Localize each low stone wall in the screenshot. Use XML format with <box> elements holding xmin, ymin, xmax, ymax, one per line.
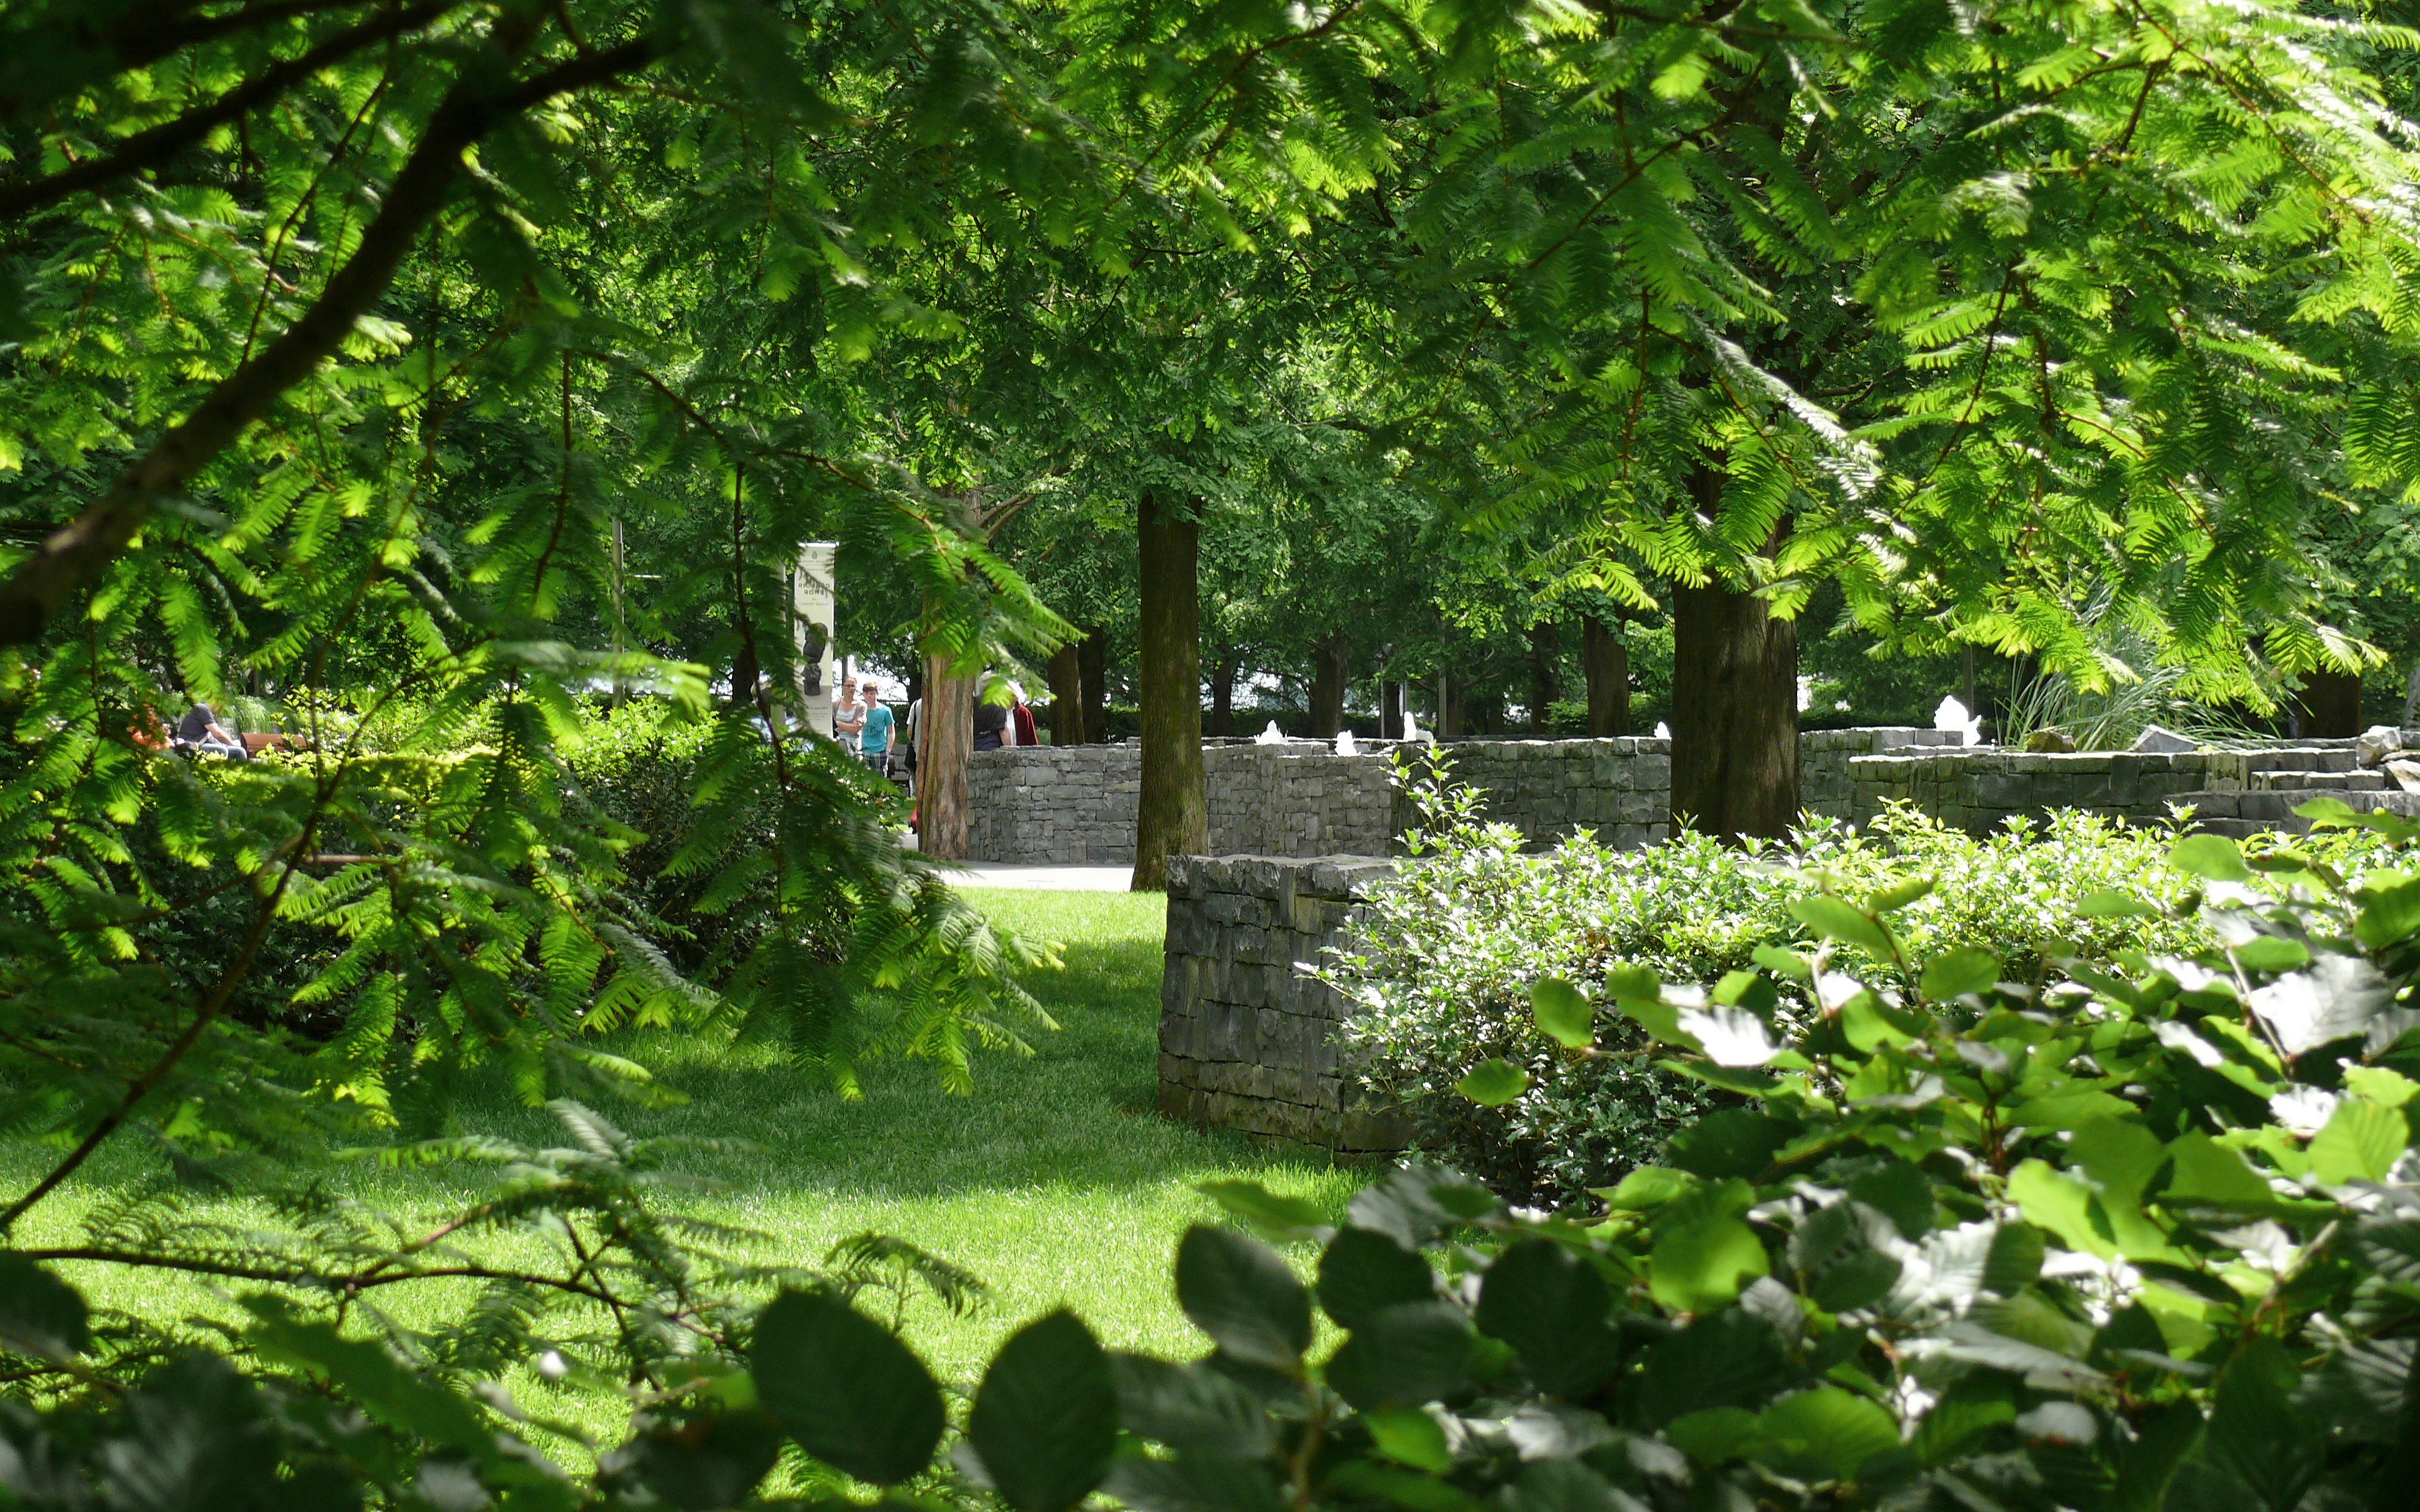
<box><xmin>1848</xmin><ymin>747</ymin><xmax>2353</xmax><ymax>835</ymax></box>
<box><xmin>1156</xmin><ymin>854</ymin><xmax>1409</xmax><ymax>1152</ymax></box>
<box><xmin>970</xmin><ymin>726</ymin><xmax>1964</xmax><ymax>864</ymax></box>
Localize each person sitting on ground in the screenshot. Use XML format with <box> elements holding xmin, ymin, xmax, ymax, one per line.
<box><xmin>176</xmin><ymin>701</ymin><xmax>249</xmax><ymax>759</ymax></box>
<box><xmin>858</xmin><ymin>680</ymin><xmax>895</xmax><ymax>777</ymax></box>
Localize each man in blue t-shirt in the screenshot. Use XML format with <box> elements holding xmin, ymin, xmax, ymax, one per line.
<box><xmin>858</xmin><ymin>682</ymin><xmax>895</xmax><ymax>776</ymax></box>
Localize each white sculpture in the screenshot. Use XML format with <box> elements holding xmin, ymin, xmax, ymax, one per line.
<box><xmin>1255</xmin><ymin>720</ymin><xmax>1286</xmax><ymax>745</ymax></box>
<box><xmin>1335</xmin><ymin>728</ymin><xmax>1357</xmax><ymax>756</ymax></box>
<box><xmin>1934</xmin><ymin>695</ymin><xmax>1982</xmax><ymax>747</ymax></box>
<box><xmin>1403</xmin><ymin>710</ymin><xmax>1435</xmax><ymax>747</ymax></box>
<box><xmin>1653</xmin><ymin>721</ymin><xmax>1671</xmax><ymax>739</ymax></box>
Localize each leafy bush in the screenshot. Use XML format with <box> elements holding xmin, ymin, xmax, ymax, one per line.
<box><xmin>17</xmin><ymin>809</ymin><xmax>2416</xmax><ymax>1507</ymax></box>
<box><xmin>1326</xmin><ymin>761</ymin><xmax>2229</xmax><ymax>1204</ymax></box>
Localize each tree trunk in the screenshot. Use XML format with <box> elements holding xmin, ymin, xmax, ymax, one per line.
<box><xmin>1379</xmin><ymin>680</ymin><xmax>1404</xmax><ymax>739</ymax></box>
<box><xmin>1528</xmin><ymin>621</ymin><xmax>1561</xmax><ymax>734</ymax></box>
<box><xmin>1047</xmin><ymin>641</ymin><xmax>1085</xmax><ymax>745</ymax></box>
<box><xmin>1078</xmin><ymin>628</ymin><xmax>1110</xmax><ymax>744</ymax></box>
<box><xmin>918</xmin><ymin>649</ymin><xmax>976</xmax><ymax>860</ymax></box>
<box><xmin>1209</xmin><ymin>651</ymin><xmax>1237</xmax><ymax>737</ymax></box>
<box><xmin>1582</xmin><ymin>615</ymin><xmax>1630</xmax><ymax>737</ymax></box>
<box><xmin>1309</xmin><ymin>634</ymin><xmax>1351</xmax><ymax>738</ymax></box>
<box><xmin>1133</xmin><ymin>492</ymin><xmax>1205</xmax><ymax>890</ymax></box>
<box><xmin>1670</xmin><ymin>574</ymin><xmax>1799</xmax><ymax>841</ymax></box>
<box><xmin>1438</xmin><ymin>674</ymin><xmax>1465</xmax><ymax>740</ymax></box>
<box><xmin>2294</xmin><ymin>668</ymin><xmax>2363</xmax><ymax>739</ymax></box>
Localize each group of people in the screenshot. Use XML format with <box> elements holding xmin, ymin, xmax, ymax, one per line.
<box><xmin>827</xmin><ymin>672</ymin><xmax>1047</xmax><ymax>789</ymax></box>
<box><xmin>833</xmin><ymin>676</ymin><xmax>911</xmax><ymax>785</ymax></box>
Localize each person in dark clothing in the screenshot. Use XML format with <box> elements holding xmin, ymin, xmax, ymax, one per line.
<box><xmin>973</xmin><ymin>697</ymin><xmax>1008</xmax><ymax>751</ymax></box>
<box><xmin>177</xmin><ymin>703</ymin><xmax>247</xmax><ymax>759</ymax></box>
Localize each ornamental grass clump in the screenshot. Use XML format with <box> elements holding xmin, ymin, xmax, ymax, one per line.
<box><xmin>1326</xmin><ymin>758</ymin><xmax>2223</xmax><ymax>1204</ymax></box>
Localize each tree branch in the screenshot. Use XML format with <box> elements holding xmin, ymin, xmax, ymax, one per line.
<box><xmin>0</xmin><ymin>1</ymin><xmax>465</xmax><ymax>225</ymax></box>
<box><xmin>0</xmin><ymin>28</ymin><xmax>669</xmax><ymax>646</ymax></box>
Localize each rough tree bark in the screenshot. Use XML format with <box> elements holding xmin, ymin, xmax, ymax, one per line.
<box><xmin>1047</xmin><ymin>642</ymin><xmax>1085</xmax><ymax>745</ymax></box>
<box><xmin>1528</xmin><ymin>621</ymin><xmax>1561</xmax><ymax>734</ymax></box>
<box><xmin>1133</xmin><ymin>491</ymin><xmax>1205</xmax><ymax>891</ymax></box>
<box><xmin>1582</xmin><ymin>615</ymin><xmax>1630</xmax><ymax>737</ymax></box>
<box><xmin>2294</xmin><ymin>669</ymin><xmax>2363</xmax><ymax>739</ymax></box>
<box><xmin>1670</xmin><ymin>570</ymin><xmax>1799</xmax><ymax>841</ymax></box>
<box><xmin>1078</xmin><ymin>629</ymin><xmax>1110</xmax><ymax>744</ymax></box>
<box><xmin>918</xmin><ymin>644</ymin><xmax>976</xmax><ymax>860</ymax></box>
<box><xmin>1308</xmin><ymin>634</ymin><xmax>1351</xmax><ymax>738</ymax></box>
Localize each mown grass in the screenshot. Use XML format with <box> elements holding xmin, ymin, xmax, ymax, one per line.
<box><xmin>0</xmin><ymin>886</ymin><xmax>1358</xmax><ymax>1445</ymax></box>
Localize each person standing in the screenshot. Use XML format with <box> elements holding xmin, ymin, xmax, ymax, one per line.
<box><xmin>858</xmin><ymin>680</ymin><xmax>895</xmax><ymax>777</ymax></box>
<box><xmin>1009</xmin><ymin>682</ymin><xmax>1038</xmax><ymax>747</ymax></box>
<box><xmin>972</xmin><ymin>690</ymin><xmax>1007</xmax><ymax>751</ymax></box>
<box><xmin>833</xmin><ymin>674</ymin><xmax>863</xmax><ymax>748</ymax></box>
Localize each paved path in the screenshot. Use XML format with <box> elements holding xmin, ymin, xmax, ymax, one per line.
<box><xmin>935</xmin><ymin>861</ymin><xmax>1135</xmax><ymax>891</ymax></box>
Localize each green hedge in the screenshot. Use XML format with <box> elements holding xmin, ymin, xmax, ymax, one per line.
<box><xmin>1325</xmin><ymin>761</ymin><xmax>2315</xmax><ymax>1204</ymax></box>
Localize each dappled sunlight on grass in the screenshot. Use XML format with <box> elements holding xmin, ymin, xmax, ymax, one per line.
<box><xmin>0</xmin><ymin>885</ymin><xmax>1357</xmax><ymax>1404</ymax></box>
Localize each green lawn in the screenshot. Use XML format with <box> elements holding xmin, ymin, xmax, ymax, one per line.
<box><xmin>1</xmin><ymin>887</ymin><xmax>1355</xmax><ymax>1444</ymax></box>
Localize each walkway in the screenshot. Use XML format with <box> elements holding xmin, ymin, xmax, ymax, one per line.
<box><xmin>935</xmin><ymin>860</ymin><xmax>1135</xmax><ymax>891</ymax></box>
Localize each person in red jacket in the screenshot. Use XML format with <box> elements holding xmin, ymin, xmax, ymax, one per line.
<box><xmin>1009</xmin><ymin>681</ymin><xmax>1038</xmax><ymax>747</ymax></box>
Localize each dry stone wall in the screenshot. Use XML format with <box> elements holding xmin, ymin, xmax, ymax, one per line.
<box><xmin>1846</xmin><ymin>746</ymin><xmax>2356</xmax><ymax>835</ymax></box>
<box><xmin>969</xmin><ymin>727</ymin><xmax>1963</xmax><ymax>864</ymax></box>
<box><xmin>1156</xmin><ymin>854</ymin><xmax>1408</xmax><ymax>1152</ymax></box>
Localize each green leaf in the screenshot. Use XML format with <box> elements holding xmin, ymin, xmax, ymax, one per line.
<box><xmin>1809</xmin><ymin>1250</ymin><xmax>1900</xmax><ymax>1312</ymax></box>
<box><xmin>1596</xmin><ymin>1166</ymin><xmax>1696</xmax><ymax>1211</ymax></box>
<box><xmin>2078</xmin><ymin>889</ymin><xmax>2161</xmax><ymax>918</ymax></box>
<box><xmin>1317</xmin><ymin>1227</ymin><xmax>1434</xmax><ymax>1335</ymax></box>
<box><xmin>751</xmin><ymin>1288</ymin><xmax>945</xmax><ymax>1486</ymax></box>
<box><xmin>1919</xmin><ymin>946</ymin><xmax>2000</xmax><ymax>1001</ymax></box>
<box><xmin>1105</xmin><ymin>1452</ymin><xmax>1285</xmax><ymax>1512</ymax></box>
<box><xmin>2161</xmin><ymin>1132</ymin><xmax>2279</xmax><ymax>1211</ymax></box>
<box><xmin>1649</xmin><ymin>1214</ymin><xmax>1770</xmax><ymax>1314</ymax></box>
<box><xmin>1363</xmin><ymin>1407</ymin><xmax>1453</xmax><ymax>1471</ymax></box>
<box><xmin>1175</xmin><ymin>1226</ymin><xmax>1313</xmax><ymax>1371</ymax></box>
<box><xmin>1754</xmin><ymin>1386</ymin><xmax>1900</xmax><ymax>1480</ymax></box>
<box><xmin>1604</xmin><ymin>963</ymin><xmax>1661</xmax><ymax>1004</ymax></box>
<box><xmin>1635</xmin><ymin>1309</ymin><xmax>1795</xmax><ymax>1427</ymax></box>
<box><xmin>1109</xmin><ymin>1354</ymin><xmax>1274</xmax><ymax>1459</ymax></box>
<box><xmin>2307</xmin><ymin>1096</ymin><xmax>2406</xmax><ymax>1185</ymax></box>
<box><xmin>967</xmin><ymin>1310</ymin><xmax>1117</xmax><ymax>1512</ymax></box>
<box><xmin>1531</xmin><ymin>978</ymin><xmax>1594</xmax><ymax>1049</ymax></box>
<box><xmin>1752</xmin><ymin>944</ymin><xmax>1812</xmax><ymax>981</ymax></box>
<box><xmin>1665</xmin><ymin>1110</ymin><xmax>1801</xmax><ymax>1180</ymax></box>
<box><xmin>2355</xmin><ymin>876</ymin><xmax>2420</xmax><ymax>951</ymax></box>
<box><xmin>1866</xmin><ymin>875</ymin><xmax>1935</xmax><ymax>913</ymax></box>
<box><xmin>0</xmin><ymin>1255</ymin><xmax>89</xmax><ymax>1360</ymax></box>
<box><xmin>1456</xmin><ymin>1058</ymin><xmax>1528</xmax><ymax>1106</ymax></box>
<box><xmin>2204</xmin><ymin>1337</ymin><xmax>2322</xmax><ymax>1511</ymax></box>
<box><xmin>604</xmin><ymin>1407</ymin><xmax>783</xmax><ymax>1512</ymax></box>
<box><xmin>1198</xmin><ymin>1179</ymin><xmax>1330</xmax><ymax>1243</ymax></box>
<box><xmin>1323</xmin><ymin>1301</ymin><xmax>1475</xmax><ymax>1410</ymax></box>
<box><xmin>1789</xmin><ymin>896</ymin><xmax>1897</xmax><ymax>958</ymax></box>
<box><xmin>1473</xmin><ymin>1239</ymin><xmax>1621</xmax><ymax>1396</ymax></box>
<box><xmin>2170</xmin><ymin>835</ymin><xmax>2253</xmax><ymax>883</ymax></box>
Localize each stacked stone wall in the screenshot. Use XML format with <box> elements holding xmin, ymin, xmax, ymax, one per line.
<box><xmin>1847</xmin><ymin>747</ymin><xmax>2353</xmax><ymax>835</ymax></box>
<box><xmin>968</xmin><ymin>726</ymin><xmax>1963</xmax><ymax>864</ymax></box>
<box><xmin>1156</xmin><ymin>854</ymin><xmax>1407</xmax><ymax>1151</ymax></box>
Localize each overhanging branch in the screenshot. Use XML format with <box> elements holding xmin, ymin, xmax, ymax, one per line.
<box><xmin>0</xmin><ymin>29</ymin><xmax>668</xmax><ymax>646</ymax></box>
<box><xmin>0</xmin><ymin>0</ymin><xmax>464</xmax><ymax>226</ymax></box>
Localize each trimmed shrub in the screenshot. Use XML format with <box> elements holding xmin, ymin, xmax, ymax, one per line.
<box><xmin>1325</xmin><ymin>759</ymin><xmax>2229</xmax><ymax>1204</ymax></box>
